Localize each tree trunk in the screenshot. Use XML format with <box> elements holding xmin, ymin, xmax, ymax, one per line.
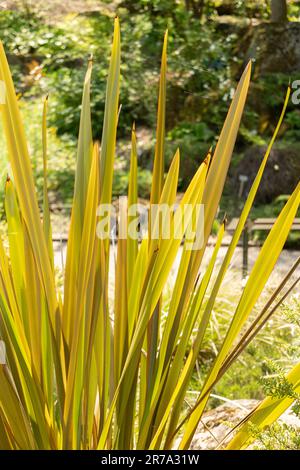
<box><xmin>270</xmin><ymin>0</ymin><xmax>287</xmax><ymax>22</ymax></box>
<box><xmin>185</xmin><ymin>0</ymin><xmax>205</xmax><ymax>19</ymax></box>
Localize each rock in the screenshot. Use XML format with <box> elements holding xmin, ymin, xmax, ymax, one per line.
<box><xmin>174</xmin><ymin>399</ymin><xmax>300</xmax><ymax>450</ymax></box>
<box><xmin>242</xmin><ymin>22</ymin><xmax>300</xmax><ymax>76</ymax></box>
<box><xmin>188</xmin><ymin>399</ymin><xmax>259</xmax><ymax>450</ymax></box>
<box><xmin>234</xmin><ymin>145</ymin><xmax>300</xmax><ymax>203</ymax></box>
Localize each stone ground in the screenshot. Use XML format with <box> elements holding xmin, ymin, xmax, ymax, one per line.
<box><xmin>173</xmin><ymin>399</ymin><xmax>300</xmax><ymax>450</ymax></box>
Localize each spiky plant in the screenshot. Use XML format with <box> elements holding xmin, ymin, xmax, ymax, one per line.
<box><xmin>0</xmin><ymin>18</ymin><xmax>298</xmax><ymax>450</ymax></box>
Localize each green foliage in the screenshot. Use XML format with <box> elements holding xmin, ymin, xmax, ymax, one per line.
<box><xmin>227</xmin><ymin>295</ymin><xmax>300</xmax><ymax>449</ymax></box>
<box><xmin>113</xmin><ymin>168</ymin><xmax>152</xmax><ymax>199</ymax></box>
<box><xmin>194</xmin><ymin>291</ymin><xmax>300</xmax><ymax>405</ymax></box>
<box><xmin>233</xmin><ymin>0</ymin><xmax>270</xmax><ymax>19</ymax></box>
<box><xmin>0</xmin><ymin>7</ymin><xmax>299</xmax><ymax>450</ymax></box>
<box><xmin>1</xmin><ymin>2</ymin><xmax>300</xmax><ymax>210</ymax></box>
<box><xmin>253</xmin><ymin>422</ymin><xmax>300</xmax><ymax>450</ymax></box>
<box><xmin>3</xmin><ymin>2</ymin><xmax>299</xmax><ymax>206</ymax></box>
<box><xmin>0</xmin><ymin>99</ymin><xmax>76</xmax><ymax>210</ymax></box>
<box><xmin>0</xmin><ymin>5</ymin><xmax>234</xmax><ymax>138</ymax></box>
<box><xmin>167</xmin><ymin>122</ymin><xmax>215</xmax><ymax>188</ymax></box>
<box><xmin>285</xmin><ymin>110</ymin><xmax>300</xmax><ymax>142</ymax></box>
<box><xmin>250</xmin><ymin>297</ymin><xmax>300</xmax><ymax>450</ymax></box>
<box><xmin>260</xmin><ymin>361</ymin><xmax>299</xmax><ymax>400</ymax></box>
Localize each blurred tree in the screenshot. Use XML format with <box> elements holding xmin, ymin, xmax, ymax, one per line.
<box><xmin>184</xmin><ymin>0</ymin><xmax>205</xmax><ymax>19</ymax></box>
<box><xmin>271</xmin><ymin>0</ymin><xmax>288</xmax><ymax>21</ymax></box>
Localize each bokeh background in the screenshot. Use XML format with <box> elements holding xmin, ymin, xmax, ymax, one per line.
<box><xmin>0</xmin><ymin>0</ymin><xmax>299</xmax><ymax>235</ymax></box>
<box><xmin>1</xmin><ymin>2</ymin><xmax>300</xmax><ymax>448</ymax></box>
